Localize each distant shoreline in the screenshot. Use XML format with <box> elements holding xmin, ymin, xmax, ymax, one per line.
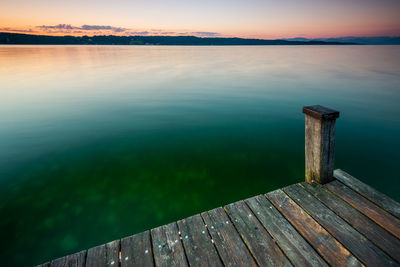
<box><xmin>0</xmin><ymin>32</ymin><xmax>355</xmax><ymax>45</ymax></box>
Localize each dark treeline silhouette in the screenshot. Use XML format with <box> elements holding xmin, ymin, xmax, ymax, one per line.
<box><xmin>284</xmin><ymin>36</ymin><xmax>400</xmax><ymax>45</ymax></box>
<box><xmin>0</xmin><ymin>32</ymin><xmax>352</xmax><ymax>45</ymax></box>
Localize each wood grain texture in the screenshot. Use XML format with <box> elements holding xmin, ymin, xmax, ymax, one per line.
<box><xmin>303</xmin><ymin>105</ymin><xmax>340</xmax><ymax>120</ymax></box>
<box><xmin>303</xmin><ymin>181</ymin><xmax>400</xmax><ymax>263</ymax></box>
<box><xmin>121</xmin><ymin>231</ymin><xmax>154</xmax><ymax>267</ymax></box>
<box><xmin>266</xmin><ymin>189</ymin><xmax>362</xmax><ymax>267</ymax></box>
<box><xmin>334</xmin><ymin>169</ymin><xmax>400</xmax><ymax>219</ymax></box>
<box><xmin>177</xmin><ymin>214</ymin><xmax>223</xmax><ymax>267</ymax></box>
<box><xmin>201</xmin><ymin>207</ymin><xmax>257</xmax><ymax>266</ymax></box>
<box><xmin>38</xmin><ymin>169</ymin><xmax>400</xmax><ymax>267</ymax></box>
<box><xmin>152</xmin><ymin>222</ymin><xmax>188</xmax><ymax>267</ymax></box>
<box><xmin>305</xmin><ymin>115</ymin><xmax>336</xmax><ymax>184</ymax></box>
<box><xmin>284</xmin><ymin>184</ymin><xmax>396</xmax><ymax>266</ymax></box>
<box><xmin>105</xmin><ymin>240</ymin><xmax>120</xmax><ymax>267</ymax></box>
<box><xmin>326</xmin><ymin>180</ymin><xmax>400</xmax><ymax>240</ymax></box>
<box><xmin>225</xmin><ymin>200</ymin><xmax>292</xmax><ymax>266</ymax></box>
<box><xmin>86</xmin><ymin>245</ymin><xmax>106</xmax><ymax>267</ymax></box>
<box><xmin>51</xmin><ymin>250</ymin><xmax>87</xmax><ymax>267</ymax></box>
<box><xmin>245</xmin><ymin>194</ymin><xmax>327</xmax><ymax>267</ymax></box>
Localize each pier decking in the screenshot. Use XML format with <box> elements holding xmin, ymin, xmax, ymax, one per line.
<box><xmin>36</xmin><ymin>106</ymin><xmax>400</xmax><ymax>266</ymax></box>
<box><xmin>37</xmin><ymin>170</ymin><xmax>400</xmax><ymax>266</ymax></box>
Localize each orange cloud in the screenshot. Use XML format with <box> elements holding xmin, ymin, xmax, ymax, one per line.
<box><xmin>0</xmin><ymin>24</ymin><xmax>226</xmax><ymax>38</ymax></box>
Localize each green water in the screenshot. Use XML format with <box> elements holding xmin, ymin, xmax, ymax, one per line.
<box><xmin>0</xmin><ymin>45</ymin><xmax>399</xmax><ymax>266</ymax></box>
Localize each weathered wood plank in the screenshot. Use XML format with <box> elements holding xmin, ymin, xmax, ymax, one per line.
<box><xmin>334</xmin><ymin>169</ymin><xmax>400</xmax><ymax>218</ymax></box>
<box><xmin>326</xmin><ymin>180</ymin><xmax>400</xmax><ymax>240</ymax></box>
<box><xmin>151</xmin><ymin>222</ymin><xmax>188</xmax><ymax>267</ymax></box>
<box><xmin>225</xmin><ymin>200</ymin><xmax>292</xmax><ymax>266</ymax></box>
<box><xmin>121</xmin><ymin>231</ymin><xmax>154</xmax><ymax>267</ymax></box>
<box><xmin>105</xmin><ymin>240</ymin><xmax>120</xmax><ymax>267</ymax></box>
<box><xmin>177</xmin><ymin>214</ymin><xmax>223</xmax><ymax>267</ymax></box>
<box><xmin>303</xmin><ymin>181</ymin><xmax>400</xmax><ymax>263</ymax></box>
<box><xmin>86</xmin><ymin>245</ymin><xmax>106</xmax><ymax>267</ymax></box>
<box><xmin>201</xmin><ymin>207</ymin><xmax>257</xmax><ymax>266</ymax></box>
<box><xmin>38</xmin><ymin>168</ymin><xmax>400</xmax><ymax>267</ymax></box>
<box><xmin>284</xmin><ymin>183</ymin><xmax>396</xmax><ymax>266</ymax></box>
<box><xmin>52</xmin><ymin>250</ymin><xmax>87</xmax><ymax>267</ymax></box>
<box><xmin>51</xmin><ymin>257</ymin><xmax>68</xmax><ymax>267</ymax></box>
<box><xmin>266</xmin><ymin>189</ymin><xmax>362</xmax><ymax>267</ymax></box>
<box><xmin>245</xmin><ymin>194</ymin><xmax>327</xmax><ymax>267</ymax></box>
<box><xmin>304</xmin><ymin>107</ymin><xmax>338</xmax><ymax>184</ymax></box>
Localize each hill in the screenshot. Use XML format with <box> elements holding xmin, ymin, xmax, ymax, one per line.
<box><xmin>0</xmin><ymin>32</ymin><xmax>352</xmax><ymax>45</ymax></box>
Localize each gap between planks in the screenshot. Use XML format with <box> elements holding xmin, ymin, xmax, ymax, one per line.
<box><xmin>37</xmin><ymin>169</ymin><xmax>400</xmax><ymax>267</ymax></box>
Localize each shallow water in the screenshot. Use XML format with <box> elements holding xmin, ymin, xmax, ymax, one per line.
<box><xmin>0</xmin><ymin>45</ymin><xmax>399</xmax><ymax>266</ymax></box>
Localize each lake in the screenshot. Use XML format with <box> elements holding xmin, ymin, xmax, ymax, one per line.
<box><xmin>0</xmin><ymin>45</ymin><xmax>399</xmax><ymax>266</ymax></box>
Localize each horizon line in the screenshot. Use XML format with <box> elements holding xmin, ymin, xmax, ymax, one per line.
<box><xmin>1</xmin><ymin>31</ymin><xmax>400</xmax><ymax>41</ymax></box>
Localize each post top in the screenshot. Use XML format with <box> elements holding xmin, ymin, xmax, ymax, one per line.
<box><xmin>303</xmin><ymin>105</ymin><xmax>340</xmax><ymax>120</ymax></box>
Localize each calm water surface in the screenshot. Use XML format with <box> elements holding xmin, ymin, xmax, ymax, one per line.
<box><xmin>0</xmin><ymin>45</ymin><xmax>399</xmax><ymax>266</ymax></box>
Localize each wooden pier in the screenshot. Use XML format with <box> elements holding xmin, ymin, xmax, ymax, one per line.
<box><xmin>37</xmin><ymin>106</ymin><xmax>400</xmax><ymax>267</ymax></box>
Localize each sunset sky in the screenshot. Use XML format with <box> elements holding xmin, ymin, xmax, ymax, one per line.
<box><xmin>1</xmin><ymin>0</ymin><xmax>399</xmax><ymax>38</ymax></box>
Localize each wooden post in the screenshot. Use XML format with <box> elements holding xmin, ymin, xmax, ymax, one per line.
<box><xmin>303</xmin><ymin>105</ymin><xmax>340</xmax><ymax>184</ymax></box>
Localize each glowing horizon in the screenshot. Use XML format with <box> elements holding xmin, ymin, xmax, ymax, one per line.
<box><xmin>1</xmin><ymin>0</ymin><xmax>399</xmax><ymax>39</ymax></box>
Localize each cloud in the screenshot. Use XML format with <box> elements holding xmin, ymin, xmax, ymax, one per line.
<box><xmin>37</xmin><ymin>24</ymin><xmax>127</xmax><ymax>33</ymax></box>
<box><xmin>2</xmin><ymin>24</ymin><xmax>224</xmax><ymax>38</ymax></box>
<box><xmin>38</xmin><ymin>24</ymin><xmax>77</xmax><ymax>30</ymax></box>
<box><xmin>126</xmin><ymin>31</ymin><xmax>150</xmax><ymax>35</ymax></box>
<box><xmin>0</xmin><ymin>27</ymin><xmax>38</xmax><ymax>33</ymax></box>
<box><xmin>190</xmin><ymin>31</ymin><xmax>221</xmax><ymax>37</ymax></box>
<box><xmin>81</xmin><ymin>25</ymin><xmax>127</xmax><ymax>32</ymax></box>
<box><xmin>171</xmin><ymin>31</ymin><xmax>222</xmax><ymax>37</ymax></box>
